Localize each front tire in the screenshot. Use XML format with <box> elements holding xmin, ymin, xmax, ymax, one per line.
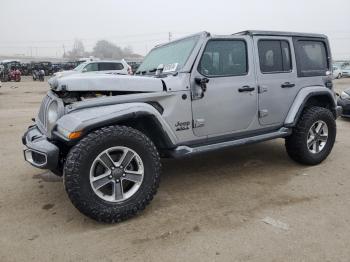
<box><xmin>64</xmin><ymin>125</ymin><xmax>161</xmax><ymax>223</ymax></box>
<box><xmin>285</xmin><ymin>106</ymin><xmax>336</xmax><ymax>165</ymax></box>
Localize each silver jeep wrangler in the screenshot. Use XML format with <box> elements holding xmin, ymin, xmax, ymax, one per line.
<box><xmin>23</xmin><ymin>31</ymin><xmax>342</xmax><ymax>223</ymax></box>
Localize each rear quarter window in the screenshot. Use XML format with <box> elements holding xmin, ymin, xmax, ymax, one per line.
<box><xmin>295</xmin><ymin>40</ymin><xmax>329</xmax><ymax>77</ymax></box>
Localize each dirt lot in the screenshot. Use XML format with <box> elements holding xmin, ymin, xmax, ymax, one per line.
<box><xmin>0</xmin><ymin>77</ymin><xmax>349</xmax><ymax>261</ymax></box>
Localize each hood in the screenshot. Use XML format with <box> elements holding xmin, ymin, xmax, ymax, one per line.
<box><xmin>53</xmin><ymin>70</ymin><xmax>76</xmax><ymax>78</ymax></box>
<box><xmin>49</xmin><ymin>73</ymin><xmax>164</xmax><ymax>92</ymax></box>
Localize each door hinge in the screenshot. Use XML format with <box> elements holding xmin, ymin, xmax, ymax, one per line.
<box><xmin>193</xmin><ymin>119</ymin><xmax>205</xmax><ymax>128</ymax></box>
<box><xmin>259</xmin><ymin>110</ymin><xmax>269</xmax><ymax>118</ymax></box>
<box><xmin>258</xmin><ymin>85</ymin><xmax>268</xmax><ymax>93</ymax></box>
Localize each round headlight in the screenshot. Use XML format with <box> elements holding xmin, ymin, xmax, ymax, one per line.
<box><xmin>47</xmin><ymin>101</ymin><xmax>59</xmax><ymax>131</ymax></box>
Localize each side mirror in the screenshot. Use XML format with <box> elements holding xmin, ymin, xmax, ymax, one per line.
<box><xmin>82</xmin><ymin>68</ymin><xmax>87</xmax><ymax>73</ymax></box>
<box><xmin>195</xmin><ymin>77</ymin><xmax>209</xmax><ymax>97</ymax></box>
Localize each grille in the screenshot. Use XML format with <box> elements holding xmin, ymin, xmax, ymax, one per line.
<box><xmin>37</xmin><ymin>94</ymin><xmax>53</xmax><ymax>131</ymax></box>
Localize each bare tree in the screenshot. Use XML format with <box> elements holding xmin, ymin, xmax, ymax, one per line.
<box><xmin>64</xmin><ymin>39</ymin><xmax>86</xmax><ymax>59</ymax></box>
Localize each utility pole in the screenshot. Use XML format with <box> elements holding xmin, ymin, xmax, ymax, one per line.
<box><xmin>62</xmin><ymin>44</ymin><xmax>66</xmax><ymax>58</ymax></box>
<box><xmin>168</xmin><ymin>32</ymin><xmax>172</xmax><ymax>42</ymax></box>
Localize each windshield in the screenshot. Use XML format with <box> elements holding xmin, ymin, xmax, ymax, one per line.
<box><xmin>136</xmin><ymin>36</ymin><xmax>199</xmax><ymax>74</ymax></box>
<box><xmin>73</xmin><ymin>62</ymin><xmax>88</xmax><ymax>71</ymax></box>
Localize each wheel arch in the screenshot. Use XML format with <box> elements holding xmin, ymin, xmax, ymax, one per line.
<box><xmin>284</xmin><ymin>87</ymin><xmax>337</xmax><ymax>127</ymax></box>
<box><xmin>54</xmin><ymin>103</ymin><xmax>177</xmax><ymax>151</ymax></box>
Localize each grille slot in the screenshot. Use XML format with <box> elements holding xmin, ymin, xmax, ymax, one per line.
<box><xmin>38</xmin><ymin>95</ymin><xmax>53</xmax><ymax>131</ymax></box>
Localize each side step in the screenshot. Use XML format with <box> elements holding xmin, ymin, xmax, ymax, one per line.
<box><xmin>168</xmin><ymin>127</ymin><xmax>292</xmax><ymax>158</ymax></box>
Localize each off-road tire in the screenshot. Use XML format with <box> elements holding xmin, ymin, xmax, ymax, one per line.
<box><xmin>64</xmin><ymin>125</ymin><xmax>161</xmax><ymax>223</ymax></box>
<box><xmin>285</xmin><ymin>106</ymin><xmax>336</xmax><ymax>165</ymax></box>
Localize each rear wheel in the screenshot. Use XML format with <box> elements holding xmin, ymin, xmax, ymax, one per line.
<box><xmin>64</xmin><ymin>125</ymin><xmax>161</xmax><ymax>223</ymax></box>
<box><xmin>285</xmin><ymin>106</ymin><xmax>336</xmax><ymax>165</ymax></box>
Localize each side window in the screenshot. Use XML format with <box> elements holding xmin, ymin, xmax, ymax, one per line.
<box><xmin>258</xmin><ymin>40</ymin><xmax>292</xmax><ymax>73</ymax></box>
<box><xmin>295</xmin><ymin>40</ymin><xmax>328</xmax><ymax>77</ymax></box>
<box><xmin>198</xmin><ymin>40</ymin><xmax>248</xmax><ymax>77</ymax></box>
<box><xmin>84</xmin><ymin>63</ymin><xmax>98</xmax><ymax>72</ymax></box>
<box><xmin>99</xmin><ymin>63</ymin><xmax>124</xmax><ymax>71</ymax></box>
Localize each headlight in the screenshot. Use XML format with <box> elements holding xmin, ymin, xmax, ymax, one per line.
<box><xmin>47</xmin><ymin>101</ymin><xmax>59</xmax><ymax>131</ymax></box>
<box><xmin>340</xmin><ymin>91</ymin><xmax>350</xmax><ymax>100</ymax></box>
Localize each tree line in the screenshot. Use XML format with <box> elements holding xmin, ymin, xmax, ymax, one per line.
<box><xmin>63</xmin><ymin>39</ymin><xmax>142</xmax><ymax>60</ymax></box>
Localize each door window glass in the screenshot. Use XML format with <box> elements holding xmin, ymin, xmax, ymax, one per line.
<box><xmin>258</xmin><ymin>40</ymin><xmax>292</xmax><ymax>73</ymax></box>
<box><xmin>84</xmin><ymin>63</ymin><xmax>98</xmax><ymax>72</ymax></box>
<box><xmin>296</xmin><ymin>40</ymin><xmax>328</xmax><ymax>77</ymax></box>
<box><xmin>198</xmin><ymin>40</ymin><xmax>248</xmax><ymax>77</ymax></box>
<box><xmin>99</xmin><ymin>62</ymin><xmax>124</xmax><ymax>71</ymax></box>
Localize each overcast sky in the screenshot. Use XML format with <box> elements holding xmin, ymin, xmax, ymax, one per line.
<box><xmin>1</xmin><ymin>0</ymin><xmax>349</xmax><ymax>59</ymax></box>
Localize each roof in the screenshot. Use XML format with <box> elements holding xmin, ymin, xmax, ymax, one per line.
<box><xmin>233</xmin><ymin>30</ymin><xmax>327</xmax><ymax>39</ymax></box>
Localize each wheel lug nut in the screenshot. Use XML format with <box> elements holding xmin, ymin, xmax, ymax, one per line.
<box><xmin>116</xmin><ymin>179</ymin><xmax>120</xmax><ymax>183</ymax></box>
<box><xmin>122</xmin><ymin>174</ymin><xmax>126</xmax><ymax>177</ymax></box>
<box><xmin>120</xmin><ymin>165</ymin><xmax>123</xmax><ymax>169</ymax></box>
<box><xmin>108</xmin><ymin>175</ymin><xmax>113</xmax><ymax>179</ymax></box>
<box><xmin>111</xmin><ymin>167</ymin><xmax>115</xmax><ymax>170</ymax></box>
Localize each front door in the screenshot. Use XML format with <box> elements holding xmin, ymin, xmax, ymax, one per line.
<box><xmin>191</xmin><ymin>36</ymin><xmax>258</xmax><ymax>137</ymax></box>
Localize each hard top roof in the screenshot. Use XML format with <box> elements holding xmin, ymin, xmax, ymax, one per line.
<box><xmin>233</xmin><ymin>30</ymin><xmax>327</xmax><ymax>39</ymax></box>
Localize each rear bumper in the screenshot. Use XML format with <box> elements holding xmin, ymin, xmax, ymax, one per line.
<box><xmin>22</xmin><ymin>125</ymin><xmax>59</xmax><ymax>169</ymax></box>
<box><xmin>337</xmin><ymin>98</ymin><xmax>350</xmax><ymax>117</ymax></box>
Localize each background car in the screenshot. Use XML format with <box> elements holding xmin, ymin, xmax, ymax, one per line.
<box><xmin>337</xmin><ymin>88</ymin><xmax>350</xmax><ymax>117</ymax></box>
<box><xmin>341</xmin><ymin>66</ymin><xmax>350</xmax><ymax>77</ymax></box>
<box><xmin>333</xmin><ymin>65</ymin><xmax>342</xmax><ymax>79</ymax></box>
<box><xmin>53</xmin><ymin>60</ymin><xmax>132</xmax><ymax>78</ymax></box>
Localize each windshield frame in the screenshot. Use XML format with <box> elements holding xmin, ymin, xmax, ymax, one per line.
<box><xmin>136</xmin><ymin>32</ymin><xmax>207</xmax><ymax>75</ymax></box>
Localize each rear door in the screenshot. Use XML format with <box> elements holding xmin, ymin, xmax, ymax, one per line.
<box><xmin>254</xmin><ymin>36</ymin><xmax>299</xmax><ymax>126</ymax></box>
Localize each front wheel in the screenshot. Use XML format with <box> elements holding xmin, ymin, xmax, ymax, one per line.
<box><xmin>285</xmin><ymin>106</ymin><xmax>336</xmax><ymax>165</ymax></box>
<box><xmin>64</xmin><ymin>125</ymin><xmax>161</xmax><ymax>223</ymax></box>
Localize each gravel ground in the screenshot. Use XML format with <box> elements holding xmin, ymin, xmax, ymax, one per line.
<box><xmin>0</xmin><ymin>77</ymin><xmax>349</xmax><ymax>262</ymax></box>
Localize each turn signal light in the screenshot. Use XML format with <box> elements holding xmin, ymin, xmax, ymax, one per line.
<box><xmin>68</xmin><ymin>131</ymin><xmax>83</xmax><ymax>139</ymax></box>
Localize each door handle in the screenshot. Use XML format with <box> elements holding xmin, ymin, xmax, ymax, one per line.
<box><xmin>238</xmin><ymin>86</ymin><xmax>255</xmax><ymax>92</ymax></box>
<box><xmin>281</xmin><ymin>82</ymin><xmax>295</xmax><ymax>88</ymax></box>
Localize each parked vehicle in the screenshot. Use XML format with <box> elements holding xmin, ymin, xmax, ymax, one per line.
<box><xmin>20</xmin><ymin>63</ymin><xmax>31</xmax><ymax>76</ymax></box>
<box><xmin>341</xmin><ymin>66</ymin><xmax>350</xmax><ymax>77</ymax></box>
<box><xmin>337</xmin><ymin>88</ymin><xmax>350</xmax><ymax>117</ymax></box>
<box><xmin>51</xmin><ymin>60</ymin><xmax>132</xmax><ymax>79</ymax></box>
<box><xmin>38</xmin><ymin>61</ymin><xmax>52</xmax><ymax>76</ymax></box>
<box><xmin>32</xmin><ymin>69</ymin><xmax>45</xmax><ymax>81</ymax></box>
<box><xmin>333</xmin><ymin>65</ymin><xmax>342</xmax><ymax>79</ymax></box>
<box><xmin>23</xmin><ymin>31</ymin><xmax>341</xmax><ymax>223</ymax></box>
<box><xmin>51</xmin><ymin>63</ymin><xmax>62</xmax><ymax>74</ymax></box>
<box><xmin>61</xmin><ymin>61</ymin><xmax>78</xmax><ymax>71</ymax></box>
<box><xmin>8</xmin><ymin>68</ymin><xmax>21</xmax><ymax>82</ymax></box>
<box><xmin>0</xmin><ymin>61</ymin><xmax>21</xmax><ymax>82</ymax></box>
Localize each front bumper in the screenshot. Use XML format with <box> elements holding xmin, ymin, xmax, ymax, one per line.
<box><xmin>22</xmin><ymin>125</ymin><xmax>59</xmax><ymax>169</ymax></box>
<box><xmin>337</xmin><ymin>98</ymin><xmax>350</xmax><ymax>118</ymax></box>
